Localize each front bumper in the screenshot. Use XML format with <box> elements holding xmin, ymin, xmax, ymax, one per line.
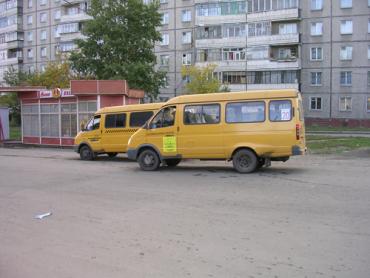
<box><xmin>127</xmin><ymin>148</ymin><xmax>138</xmax><ymax>160</ymax></box>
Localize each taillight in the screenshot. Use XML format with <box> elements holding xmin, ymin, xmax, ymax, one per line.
<box><xmin>296</xmin><ymin>124</ymin><xmax>300</xmax><ymax>140</ymax></box>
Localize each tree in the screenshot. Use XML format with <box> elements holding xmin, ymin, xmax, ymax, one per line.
<box><xmin>69</xmin><ymin>0</ymin><xmax>166</xmax><ymax>100</ymax></box>
<box><xmin>181</xmin><ymin>64</ymin><xmax>221</xmax><ymax>94</ymax></box>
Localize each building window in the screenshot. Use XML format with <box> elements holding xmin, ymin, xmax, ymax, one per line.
<box><xmin>162</xmin><ymin>76</ymin><xmax>169</xmax><ymax>88</ymax></box>
<box><xmin>40</xmin><ymin>64</ymin><xmax>46</xmax><ymax>72</ymax></box>
<box><xmin>339</xmin><ymin>97</ymin><xmax>352</xmax><ymax>111</ymax></box>
<box><xmin>224</xmin><ymin>24</ymin><xmax>246</xmax><ymax>38</ymax></box>
<box><xmin>222</xmin><ymin>48</ymin><xmax>246</xmax><ymax>61</ymax></box>
<box><xmin>248</xmin><ymin>21</ymin><xmax>271</xmax><ymax>37</ymax></box>
<box><xmin>340</xmin><ymin>71</ymin><xmax>352</xmax><ymax>86</ymax></box>
<box><xmin>311</xmin><ymin>72</ymin><xmax>322</xmax><ymax>85</ymax></box>
<box><xmin>161</xmin><ymin>12</ymin><xmax>169</xmax><ymax>25</ymax></box>
<box><xmin>182</xmin><ymin>10</ymin><xmax>191</xmax><ymax>22</ymax></box>
<box><xmin>340</xmin><ymin>0</ymin><xmax>352</xmax><ymax>8</ymax></box>
<box><xmin>311</xmin><ymin>0</ymin><xmax>323</xmax><ymax>10</ymax></box>
<box><xmin>61</xmin><ymin>103</ymin><xmax>77</xmax><ymax>137</ymax></box>
<box><xmin>278</xmin><ymin>23</ymin><xmax>297</xmax><ymax>34</ymax></box>
<box><xmin>340</xmin><ymin>20</ymin><xmax>352</xmax><ymax>34</ymax></box>
<box><xmin>39</xmin><ymin>0</ymin><xmax>47</xmax><ymax>5</ymax></box>
<box><xmin>310</xmin><ymin>47</ymin><xmax>323</xmax><ymax>60</ymax></box>
<box><xmin>27</xmin><ymin>48</ymin><xmax>33</xmax><ymax>58</ymax></box>
<box><xmin>22</xmin><ymin>105</ymin><xmax>39</xmax><ymax>137</ymax></box>
<box><xmin>160</xmin><ymin>0</ymin><xmax>167</xmax><ymax>4</ymax></box>
<box><xmin>246</xmin><ymin>46</ymin><xmax>269</xmax><ymax>60</ymax></box>
<box><xmin>311</xmin><ymin>22</ymin><xmax>323</xmax><ymax>36</ymax></box>
<box><xmin>27</xmin><ymin>15</ymin><xmax>33</xmax><ymax>24</ymax></box>
<box><xmin>54</xmin><ymin>9</ymin><xmax>61</xmax><ymax>20</ymax></box>
<box><xmin>367</xmin><ymin>97</ymin><xmax>370</xmax><ymax>112</ymax></box>
<box><xmin>54</xmin><ymin>27</ymin><xmax>60</xmax><ymax>38</ymax></box>
<box><xmin>368</xmin><ymin>46</ymin><xmax>370</xmax><ymax>59</ymax></box>
<box><xmin>27</xmin><ymin>31</ymin><xmax>33</xmax><ymax>42</ymax></box>
<box><xmin>196</xmin><ymin>26</ymin><xmax>222</xmax><ymax>39</ymax></box>
<box><xmin>78</xmin><ymin>102</ymin><xmax>97</xmax><ymax>131</ymax></box>
<box><xmin>368</xmin><ymin>19</ymin><xmax>370</xmax><ymax>33</ymax></box>
<box><xmin>182</xmin><ymin>31</ymin><xmax>192</xmax><ymax>44</ymax></box>
<box><xmin>182</xmin><ymin>53</ymin><xmax>192</xmax><ymax>65</ymax></box>
<box><xmin>58</xmin><ymin>23</ymin><xmax>80</xmax><ymax>34</ymax></box>
<box><xmin>57</xmin><ymin>42</ymin><xmax>76</xmax><ymax>52</ymax></box>
<box><xmin>40</xmin><ymin>12</ymin><xmax>47</xmax><ymax>23</ymax></box>
<box><xmin>41</xmin><ymin>104</ymin><xmax>59</xmax><ymax>137</ymax></box>
<box><xmin>340</xmin><ymin>46</ymin><xmax>352</xmax><ymax>60</ymax></box>
<box><xmin>310</xmin><ymin>97</ymin><xmax>322</xmax><ymax>110</ymax></box>
<box><xmin>28</xmin><ymin>0</ymin><xmax>33</xmax><ymax>8</ymax></box>
<box><xmin>197</xmin><ymin>1</ymin><xmax>246</xmax><ymax>16</ymax></box>
<box><xmin>40</xmin><ymin>30</ymin><xmax>47</xmax><ymax>41</ymax></box>
<box><xmin>160</xmin><ymin>33</ymin><xmax>169</xmax><ymax>46</ymax></box>
<box><xmin>40</xmin><ymin>47</ymin><xmax>47</xmax><ymax>57</ymax></box>
<box><xmin>159</xmin><ymin>55</ymin><xmax>169</xmax><ymax>66</ymax></box>
<box><xmin>368</xmin><ymin>71</ymin><xmax>370</xmax><ymax>86</ymax></box>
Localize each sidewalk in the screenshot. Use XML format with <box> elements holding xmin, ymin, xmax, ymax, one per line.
<box><xmin>307</xmin><ymin>131</ymin><xmax>370</xmax><ymax>138</ymax></box>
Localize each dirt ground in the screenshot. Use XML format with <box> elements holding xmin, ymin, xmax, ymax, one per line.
<box><xmin>0</xmin><ymin>147</ymin><xmax>370</xmax><ymax>278</ymax></box>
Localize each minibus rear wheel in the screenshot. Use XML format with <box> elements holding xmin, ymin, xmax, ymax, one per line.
<box><xmin>232</xmin><ymin>149</ymin><xmax>258</xmax><ymax>173</ymax></box>
<box><xmin>164</xmin><ymin>159</ymin><xmax>181</xmax><ymax>167</ymax></box>
<box><xmin>80</xmin><ymin>145</ymin><xmax>96</xmax><ymax>161</ymax></box>
<box><xmin>138</xmin><ymin>149</ymin><xmax>160</xmax><ymax>171</ymax></box>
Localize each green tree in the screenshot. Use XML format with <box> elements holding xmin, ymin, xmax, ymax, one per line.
<box><xmin>181</xmin><ymin>64</ymin><xmax>221</xmax><ymax>94</ymax></box>
<box><xmin>69</xmin><ymin>0</ymin><xmax>165</xmax><ymax>100</ymax></box>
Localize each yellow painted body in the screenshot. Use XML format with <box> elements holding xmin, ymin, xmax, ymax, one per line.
<box><xmin>74</xmin><ymin>103</ymin><xmax>164</xmax><ymax>154</ymax></box>
<box><xmin>128</xmin><ymin>90</ymin><xmax>306</xmax><ymax>160</ymax></box>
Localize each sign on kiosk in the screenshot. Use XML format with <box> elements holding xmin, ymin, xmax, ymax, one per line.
<box><xmin>39</xmin><ymin>89</ymin><xmax>74</xmax><ymax>98</ymax></box>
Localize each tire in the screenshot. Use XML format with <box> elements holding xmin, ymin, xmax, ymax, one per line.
<box><xmin>138</xmin><ymin>149</ymin><xmax>160</xmax><ymax>171</ymax></box>
<box><xmin>257</xmin><ymin>158</ymin><xmax>265</xmax><ymax>169</ymax></box>
<box><xmin>80</xmin><ymin>145</ymin><xmax>95</xmax><ymax>161</ymax></box>
<box><xmin>232</xmin><ymin>149</ymin><xmax>258</xmax><ymax>173</ymax></box>
<box><xmin>108</xmin><ymin>153</ymin><xmax>118</xmax><ymax>158</ymax></box>
<box><xmin>164</xmin><ymin>158</ymin><xmax>181</xmax><ymax>167</ymax></box>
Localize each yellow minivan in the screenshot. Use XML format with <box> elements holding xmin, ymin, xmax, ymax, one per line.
<box><xmin>74</xmin><ymin>103</ymin><xmax>163</xmax><ymax>160</ymax></box>
<box><xmin>127</xmin><ymin>89</ymin><xmax>306</xmax><ymax>173</ymax></box>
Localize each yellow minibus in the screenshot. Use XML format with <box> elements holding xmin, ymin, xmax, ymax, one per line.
<box><xmin>74</xmin><ymin>103</ymin><xmax>164</xmax><ymax>160</ymax></box>
<box><xmin>127</xmin><ymin>90</ymin><xmax>306</xmax><ymax>173</ymax></box>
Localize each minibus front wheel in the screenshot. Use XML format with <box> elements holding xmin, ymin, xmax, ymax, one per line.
<box><xmin>79</xmin><ymin>145</ymin><xmax>96</xmax><ymax>161</ymax></box>
<box><xmin>232</xmin><ymin>149</ymin><xmax>258</xmax><ymax>173</ymax></box>
<box><xmin>138</xmin><ymin>149</ymin><xmax>160</xmax><ymax>171</ymax></box>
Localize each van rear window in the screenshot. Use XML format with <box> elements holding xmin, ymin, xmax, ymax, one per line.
<box><xmin>269</xmin><ymin>100</ymin><xmax>292</xmax><ymax>122</ymax></box>
<box><xmin>129</xmin><ymin>111</ymin><xmax>154</xmax><ymax>127</ymax></box>
<box><xmin>105</xmin><ymin>113</ymin><xmax>126</xmax><ymax>128</ymax></box>
<box><xmin>226</xmin><ymin>101</ymin><xmax>265</xmax><ymax>123</ymax></box>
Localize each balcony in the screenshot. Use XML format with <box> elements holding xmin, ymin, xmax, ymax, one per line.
<box><xmin>247</xmin><ymin>8</ymin><xmax>299</xmax><ymax>23</ymax></box>
<box><xmin>61</xmin><ymin>0</ymin><xmax>86</xmax><ymax>5</ymax></box>
<box><xmin>60</xmin><ymin>32</ymin><xmax>86</xmax><ymax>42</ymax></box>
<box><xmin>7</xmin><ymin>40</ymin><xmax>23</xmax><ymax>49</ymax></box>
<box><xmin>227</xmin><ymin>83</ymin><xmax>299</xmax><ymax>91</ymax></box>
<box><xmin>195</xmin><ymin>37</ymin><xmax>246</xmax><ymax>48</ymax></box>
<box><xmin>196</xmin><ymin>14</ymin><xmax>245</xmax><ymax>26</ymax></box>
<box><xmin>196</xmin><ymin>58</ymin><xmax>300</xmax><ymax>71</ymax></box>
<box><xmin>247</xmin><ymin>33</ymin><xmax>299</xmax><ymax>46</ymax></box>
<box><xmin>60</xmin><ymin>13</ymin><xmax>91</xmax><ymax>23</ymax></box>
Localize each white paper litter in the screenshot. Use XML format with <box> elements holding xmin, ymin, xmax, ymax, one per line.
<box><xmin>35</xmin><ymin>212</ymin><xmax>52</xmax><ymax>220</ymax></box>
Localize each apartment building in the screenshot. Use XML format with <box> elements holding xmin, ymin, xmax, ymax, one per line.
<box><xmin>301</xmin><ymin>0</ymin><xmax>370</xmax><ymax>121</ymax></box>
<box><xmin>1</xmin><ymin>0</ymin><xmax>369</xmax><ymax>122</ymax></box>
<box><xmin>0</xmin><ymin>0</ymin><xmax>90</xmax><ymax>82</ymax></box>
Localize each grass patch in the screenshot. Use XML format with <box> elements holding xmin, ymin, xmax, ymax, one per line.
<box><xmin>9</xmin><ymin>126</ymin><xmax>21</xmax><ymax>140</ymax></box>
<box><xmin>306</xmin><ymin>125</ymin><xmax>370</xmax><ymax>132</ymax></box>
<box><xmin>307</xmin><ymin>135</ymin><xmax>370</xmax><ymax>154</ymax></box>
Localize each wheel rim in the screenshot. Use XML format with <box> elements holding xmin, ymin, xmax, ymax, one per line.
<box><xmin>238</xmin><ymin>155</ymin><xmax>251</xmax><ymax>169</ymax></box>
<box><xmin>143</xmin><ymin>153</ymin><xmax>155</xmax><ymax>167</ymax></box>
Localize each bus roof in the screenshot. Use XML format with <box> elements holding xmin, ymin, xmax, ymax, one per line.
<box><xmin>165</xmin><ymin>89</ymin><xmax>299</xmax><ymax>105</ymax></box>
<box><xmin>97</xmin><ymin>102</ymin><xmax>164</xmax><ymax>114</ymax></box>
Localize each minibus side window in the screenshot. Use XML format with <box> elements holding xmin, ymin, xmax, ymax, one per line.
<box><xmin>130</xmin><ymin>111</ymin><xmax>154</xmax><ymax>127</ymax></box>
<box><xmin>269</xmin><ymin>100</ymin><xmax>292</xmax><ymax>122</ymax></box>
<box><xmin>105</xmin><ymin>114</ymin><xmax>126</xmax><ymax>128</ymax></box>
<box><xmin>150</xmin><ymin>106</ymin><xmax>176</xmax><ymax>129</ymax></box>
<box><xmin>184</xmin><ymin>104</ymin><xmax>220</xmax><ymax>124</ymax></box>
<box><xmin>226</xmin><ymin>101</ymin><xmax>265</xmax><ymax>123</ymax></box>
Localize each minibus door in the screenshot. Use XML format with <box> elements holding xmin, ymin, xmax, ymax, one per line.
<box><xmin>146</xmin><ymin>106</ymin><xmax>178</xmax><ymax>157</ymax></box>
<box><xmin>84</xmin><ymin>115</ymin><xmax>102</xmax><ymax>151</ymax></box>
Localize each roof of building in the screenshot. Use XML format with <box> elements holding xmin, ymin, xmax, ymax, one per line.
<box><xmin>165</xmin><ymin>89</ymin><xmax>299</xmax><ymax>105</ymax></box>
<box><xmin>97</xmin><ymin>102</ymin><xmax>165</xmax><ymax>114</ymax></box>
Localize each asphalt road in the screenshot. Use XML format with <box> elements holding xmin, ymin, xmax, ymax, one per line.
<box><xmin>0</xmin><ymin>147</ymin><xmax>370</xmax><ymax>278</ymax></box>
